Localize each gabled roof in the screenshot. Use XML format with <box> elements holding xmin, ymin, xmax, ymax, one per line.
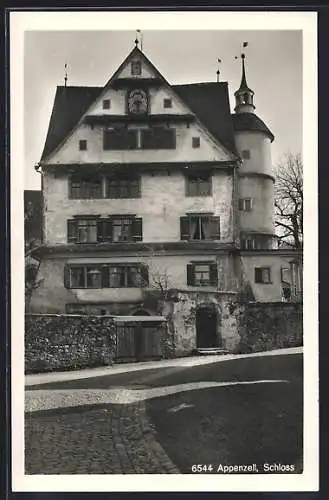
<box><xmin>41</xmin><ymin>82</ymin><xmax>237</xmax><ymax>161</ymax></box>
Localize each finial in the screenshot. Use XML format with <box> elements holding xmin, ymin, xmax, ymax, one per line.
<box><xmin>64</xmin><ymin>63</ymin><xmax>68</xmax><ymax>87</ymax></box>
<box><xmin>135</xmin><ymin>37</ymin><xmax>139</xmax><ymax>47</ymax></box>
<box><xmin>216</xmin><ymin>58</ymin><xmax>222</xmax><ymax>82</ymax></box>
<box><xmin>136</xmin><ymin>29</ymin><xmax>143</xmax><ymax>51</ymax></box>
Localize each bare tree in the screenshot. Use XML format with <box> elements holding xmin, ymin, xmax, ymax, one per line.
<box><xmin>274</xmin><ymin>153</ymin><xmax>303</xmax><ymax>249</ymax></box>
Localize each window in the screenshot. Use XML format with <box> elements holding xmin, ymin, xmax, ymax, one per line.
<box><xmin>79</xmin><ymin>140</ymin><xmax>87</xmax><ymax>151</ymax></box>
<box><xmin>107</xmin><ymin>176</ymin><xmax>141</xmax><ymax>199</ymax></box>
<box><xmin>255</xmin><ymin>267</ymin><xmax>271</xmax><ymax>284</ymax></box>
<box><xmin>186</xmin><ymin>262</ymin><xmax>218</xmax><ymax>287</ymax></box>
<box><xmin>103</xmin><ymin>128</ymin><xmax>138</xmax><ymax>150</ymax></box>
<box><xmin>241</xmin><ymin>235</ymin><xmax>270</xmax><ymax>250</ymax></box>
<box><xmin>281</xmin><ymin>267</ymin><xmax>291</xmax><ymax>283</ymax></box>
<box><xmin>163</xmin><ymin>98</ymin><xmax>172</xmax><ymax>108</ymax></box>
<box><xmin>180</xmin><ymin>215</ymin><xmax>220</xmax><ymax>241</ymax></box>
<box><xmin>192</xmin><ymin>137</ymin><xmax>200</xmax><ymax>149</ymax></box>
<box><xmin>141</xmin><ymin>127</ymin><xmax>176</xmax><ymax>150</ymax></box>
<box><xmin>186</xmin><ymin>174</ymin><xmax>212</xmax><ymax>197</ymax></box>
<box><xmin>103</xmin><ymin>99</ymin><xmax>111</xmax><ymax>109</ymax></box>
<box><xmin>239</xmin><ymin>198</ymin><xmax>253</xmax><ymax>211</ymax></box>
<box><xmin>64</xmin><ymin>264</ymin><xmax>149</xmax><ymax>289</ymax></box>
<box><xmin>69</xmin><ymin>175</ymin><xmax>102</xmax><ymax>199</ymax></box>
<box><xmin>67</xmin><ymin>218</ymin><xmax>98</xmax><ymax>243</ymax></box>
<box><xmin>241</xmin><ymin>237</ymin><xmax>255</xmax><ymax>250</ymax></box>
<box><xmin>242</xmin><ymin>149</ymin><xmax>251</xmax><ymax>159</ymax></box>
<box><xmin>67</xmin><ymin>216</ymin><xmax>142</xmax><ymax>243</ymax></box>
<box><xmin>131</xmin><ymin>60</ymin><xmax>142</xmax><ymax>75</ymax></box>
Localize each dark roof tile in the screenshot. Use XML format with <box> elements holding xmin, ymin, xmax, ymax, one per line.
<box><xmin>41</xmin><ymin>82</ymin><xmax>237</xmax><ymax>161</ymax></box>
<box><xmin>231</xmin><ymin>112</ymin><xmax>274</xmax><ymax>142</ymax></box>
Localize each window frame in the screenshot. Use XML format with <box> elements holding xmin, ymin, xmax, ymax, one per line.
<box><xmin>241</xmin><ymin>149</ymin><xmax>251</xmax><ymax>159</ymax></box>
<box><xmin>239</xmin><ymin>198</ymin><xmax>253</xmax><ymax>211</ymax></box>
<box><xmin>106</xmin><ymin>176</ymin><xmax>141</xmax><ymax>199</ymax></box>
<box><xmin>131</xmin><ymin>60</ymin><xmax>142</xmax><ymax>76</ymax></box>
<box><xmin>102</xmin><ymin>99</ymin><xmax>111</xmax><ymax>110</ymax></box>
<box><xmin>66</xmin><ymin>263</ymin><xmax>148</xmax><ymax>289</ymax></box>
<box><xmin>79</xmin><ymin>139</ymin><xmax>87</xmax><ymax>151</ymax></box>
<box><xmin>163</xmin><ymin>98</ymin><xmax>172</xmax><ymax>109</ymax></box>
<box><xmin>140</xmin><ymin>127</ymin><xmax>176</xmax><ymax>150</ymax></box>
<box><xmin>69</xmin><ymin>175</ymin><xmax>102</xmax><ymax>199</ymax></box>
<box><xmin>187</xmin><ymin>262</ymin><xmax>218</xmax><ymax>287</ymax></box>
<box><xmin>192</xmin><ymin>137</ymin><xmax>200</xmax><ymax>149</ymax></box>
<box><xmin>255</xmin><ymin>267</ymin><xmax>272</xmax><ymax>284</ymax></box>
<box><xmin>186</xmin><ymin>173</ymin><xmax>212</xmax><ymax>197</ymax></box>
<box><xmin>103</xmin><ymin>128</ymin><xmax>138</xmax><ymax>151</ymax></box>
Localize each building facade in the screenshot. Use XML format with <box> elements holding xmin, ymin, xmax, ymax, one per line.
<box><xmin>29</xmin><ymin>43</ymin><xmax>302</xmax><ymax>357</ymax></box>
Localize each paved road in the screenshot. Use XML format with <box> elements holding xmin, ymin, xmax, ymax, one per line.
<box><xmin>25</xmin><ymin>353</ymin><xmax>303</xmax><ymax>474</ymax></box>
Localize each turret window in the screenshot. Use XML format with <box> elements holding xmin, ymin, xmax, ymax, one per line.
<box><xmin>241</xmin><ymin>149</ymin><xmax>250</xmax><ymax>159</ymax></box>
<box><xmin>239</xmin><ymin>198</ymin><xmax>253</xmax><ymax>211</ymax></box>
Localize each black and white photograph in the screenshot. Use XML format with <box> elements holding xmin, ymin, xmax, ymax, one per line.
<box><xmin>10</xmin><ymin>10</ymin><xmax>318</xmax><ymax>493</ymax></box>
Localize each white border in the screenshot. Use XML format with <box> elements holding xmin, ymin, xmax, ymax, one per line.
<box><xmin>10</xmin><ymin>10</ymin><xmax>318</xmax><ymax>492</ymax></box>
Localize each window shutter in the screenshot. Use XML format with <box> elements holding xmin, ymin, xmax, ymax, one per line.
<box><xmin>67</xmin><ymin>219</ymin><xmax>77</xmax><ymax>243</ymax></box>
<box><xmin>255</xmin><ymin>268</ymin><xmax>262</xmax><ymax>283</ymax></box>
<box><xmin>238</xmin><ymin>199</ymin><xmax>244</xmax><ymax>211</ymax></box>
<box><xmin>97</xmin><ymin>219</ymin><xmax>112</xmax><ymax>242</ymax></box>
<box><xmin>140</xmin><ymin>266</ymin><xmax>149</xmax><ymax>287</ymax></box>
<box><xmin>186</xmin><ymin>264</ymin><xmax>195</xmax><ymax>286</ymax></box>
<box><xmin>101</xmin><ymin>266</ymin><xmax>110</xmax><ymax>288</ymax></box>
<box><xmin>131</xmin><ymin>217</ymin><xmax>143</xmax><ymax>241</ymax></box>
<box><xmin>180</xmin><ymin>216</ymin><xmax>190</xmax><ymax>240</ymax></box>
<box><xmin>210</xmin><ymin>216</ymin><xmax>221</xmax><ymax>240</ymax></box>
<box><xmin>210</xmin><ymin>263</ymin><xmax>218</xmax><ymax>287</ymax></box>
<box><xmin>64</xmin><ymin>264</ymin><xmax>71</xmax><ymax>289</ymax></box>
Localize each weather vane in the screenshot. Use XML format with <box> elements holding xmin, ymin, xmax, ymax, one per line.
<box><xmin>235</xmin><ymin>41</ymin><xmax>249</xmax><ymax>61</ymax></box>
<box><xmin>216</xmin><ymin>58</ymin><xmax>222</xmax><ymax>82</ymax></box>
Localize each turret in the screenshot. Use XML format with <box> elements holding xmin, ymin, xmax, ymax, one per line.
<box><xmin>232</xmin><ymin>52</ymin><xmax>277</xmax><ymax>250</ymax></box>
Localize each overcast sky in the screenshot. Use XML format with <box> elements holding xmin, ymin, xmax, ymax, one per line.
<box><xmin>24</xmin><ymin>29</ymin><xmax>302</xmax><ymax>190</ymax></box>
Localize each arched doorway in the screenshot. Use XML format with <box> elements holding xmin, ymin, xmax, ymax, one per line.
<box><xmin>196</xmin><ymin>305</ymin><xmax>218</xmax><ymax>348</ymax></box>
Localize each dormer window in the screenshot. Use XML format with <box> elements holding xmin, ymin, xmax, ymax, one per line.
<box><xmin>131</xmin><ymin>60</ymin><xmax>142</xmax><ymax>76</ymax></box>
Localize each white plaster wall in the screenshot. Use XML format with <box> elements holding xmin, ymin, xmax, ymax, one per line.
<box><xmin>43</xmin><ymin>170</ymin><xmax>234</xmax><ymax>245</ymax></box>
<box><xmin>238</xmin><ymin>176</ymin><xmax>275</xmax><ymax>233</ymax></box>
<box><xmin>241</xmin><ymin>254</ymin><xmax>294</xmax><ymax>302</ymax></box>
<box><xmin>235</xmin><ymin>131</ymin><xmax>274</xmax><ymax>178</ymax></box>
<box><xmin>44</xmin><ymin>121</ymin><xmax>230</xmax><ymax>165</ymax></box>
<box><xmin>29</xmin><ymin>253</ymin><xmax>230</xmax><ymax>313</ymax></box>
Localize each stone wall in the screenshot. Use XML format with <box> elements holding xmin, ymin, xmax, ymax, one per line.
<box><xmin>25</xmin><ymin>314</ymin><xmax>117</xmax><ymax>374</ymax></box>
<box><xmin>235</xmin><ymin>302</ymin><xmax>303</xmax><ymax>353</ymax></box>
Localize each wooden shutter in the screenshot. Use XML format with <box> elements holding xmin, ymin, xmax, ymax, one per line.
<box><xmin>101</xmin><ymin>266</ymin><xmax>110</xmax><ymax>288</ymax></box>
<box><xmin>255</xmin><ymin>268</ymin><xmax>262</xmax><ymax>283</ymax></box>
<box><xmin>180</xmin><ymin>216</ymin><xmax>190</xmax><ymax>240</ymax></box>
<box><xmin>238</xmin><ymin>199</ymin><xmax>244</xmax><ymax>211</ymax></box>
<box><xmin>140</xmin><ymin>265</ymin><xmax>149</xmax><ymax>287</ymax></box>
<box><xmin>131</xmin><ymin>217</ymin><xmax>143</xmax><ymax>241</ymax></box>
<box><xmin>64</xmin><ymin>264</ymin><xmax>71</xmax><ymax>289</ymax></box>
<box><xmin>97</xmin><ymin>219</ymin><xmax>112</xmax><ymax>242</ymax></box>
<box><xmin>187</xmin><ymin>264</ymin><xmax>195</xmax><ymax>286</ymax></box>
<box><xmin>209</xmin><ymin>216</ymin><xmax>221</xmax><ymax>240</ymax></box>
<box><xmin>67</xmin><ymin>219</ymin><xmax>77</xmax><ymax>243</ymax></box>
<box><xmin>210</xmin><ymin>263</ymin><xmax>218</xmax><ymax>287</ymax></box>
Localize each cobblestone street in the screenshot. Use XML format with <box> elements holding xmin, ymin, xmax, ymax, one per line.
<box><xmin>25</xmin><ymin>396</ymin><xmax>179</xmax><ymax>474</ymax></box>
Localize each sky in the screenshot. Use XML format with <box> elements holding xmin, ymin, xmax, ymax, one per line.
<box><xmin>24</xmin><ymin>29</ymin><xmax>302</xmax><ymax>190</ymax></box>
